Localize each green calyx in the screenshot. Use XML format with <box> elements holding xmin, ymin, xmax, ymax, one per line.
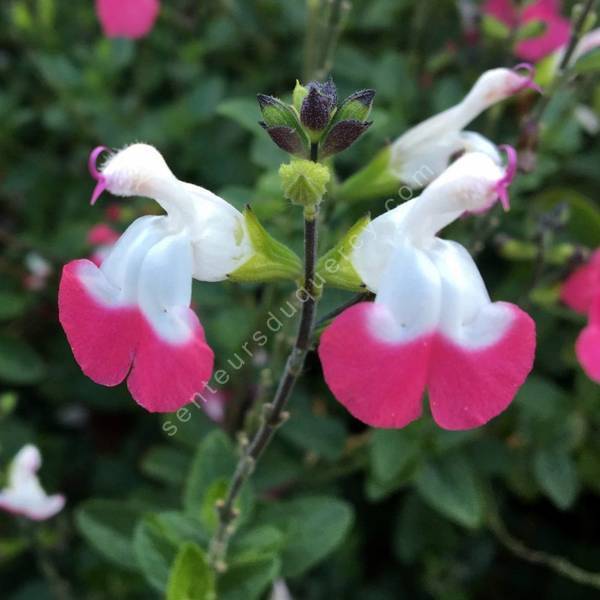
<box><xmin>334</xmin><ymin>145</ymin><xmax>400</xmax><ymax>203</ymax></box>
<box><xmin>279</xmin><ymin>159</ymin><xmax>330</xmax><ymax>209</ymax></box>
<box><xmin>228</xmin><ymin>207</ymin><xmax>302</xmax><ymax>283</ymax></box>
<box><xmin>316</xmin><ymin>214</ymin><xmax>371</xmax><ymax>291</ymax></box>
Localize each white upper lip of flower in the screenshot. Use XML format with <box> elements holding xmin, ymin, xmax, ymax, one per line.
<box><xmin>0</xmin><ymin>445</ymin><xmax>65</xmax><ymax>520</ymax></box>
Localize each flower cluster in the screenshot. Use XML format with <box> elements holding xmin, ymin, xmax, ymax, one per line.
<box><xmin>59</xmin><ymin>70</ymin><xmax>541</xmax><ymax>430</ymax></box>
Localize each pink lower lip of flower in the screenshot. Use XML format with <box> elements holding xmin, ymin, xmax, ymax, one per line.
<box><xmin>89</xmin><ymin>146</ymin><xmax>109</xmax><ymax>206</ymax></box>
<box><xmin>318</xmin><ymin>301</ymin><xmax>535</xmax><ymax>430</ymax></box>
<box><xmin>96</xmin><ymin>0</ymin><xmax>160</xmax><ymax>40</ymax></box>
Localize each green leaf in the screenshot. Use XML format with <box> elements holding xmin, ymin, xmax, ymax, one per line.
<box><xmin>369</xmin><ymin>427</ymin><xmax>422</xmax><ymax>483</ymax></box>
<box><xmin>230</xmin><ymin>525</ymin><xmax>285</xmax><ymax>563</ymax></box>
<box><xmin>415</xmin><ymin>452</ymin><xmax>484</xmax><ymax>529</ymax></box>
<box><xmin>133</xmin><ymin>514</ymin><xmax>179</xmax><ymax>592</ymax></box>
<box><xmin>167</xmin><ymin>543</ymin><xmax>215</xmax><ymax>600</ymax></box>
<box><xmin>0</xmin><ymin>337</ymin><xmax>46</xmax><ymax>385</ymax></box>
<box><xmin>218</xmin><ymin>556</ymin><xmax>281</xmax><ymax>600</ymax></box>
<box><xmin>574</xmin><ymin>47</ymin><xmax>600</xmax><ymax>75</ymax></box>
<box><xmin>184</xmin><ymin>430</ymin><xmax>237</xmax><ymax>516</ymax></box>
<box><xmin>76</xmin><ymin>500</ymin><xmax>143</xmax><ymax>570</ymax></box>
<box><xmin>256</xmin><ymin>495</ymin><xmax>353</xmax><ymax>577</ymax></box>
<box><xmin>533</xmin><ymin>446</ymin><xmax>579</xmax><ymax>509</ymax></box>
<box><xmin>0</xmin><ymin>292</ymin><xmax>27</xmax><ymax>321</ymax></box>
<box><xmin>140</xmin><ymin>445</ymin><xmax>191</xmax><ymax>486</ymax></box>
<box><xmin>217</xmin><ymin>98</ymin><xmax>261</xmax><ymax>133</ymax></box>
<box><xmin>481</xmin><ymin>15</ymin><xmax>511</xmax><ymax>40</ymax></box>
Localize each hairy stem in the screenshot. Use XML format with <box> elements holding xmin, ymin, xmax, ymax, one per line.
<box><xmin>208</xmin><ymin>208</ymin><xmax>320</xmax><ymax>570</ymax></box>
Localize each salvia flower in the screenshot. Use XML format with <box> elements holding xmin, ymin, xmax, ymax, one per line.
<box><xmin>0</xmin><ymin>445</ymin><xmax>65</xmax><ymax>521</ymax></box>
<box><xmin>561</xmin><ymin>250</ymin><xmax>600</xmax><ymax>382</ymax></box>
<box><xmin>319</xmin><ymin>150</ymin><xmax>536</xmax><ymax>430</ymax></box>
<box><xmin>59</xmin><ymin>144</ymin><xmax>278</xmax><ymax>412</ymax></box>
<box><xmin>389</xmin><ymin>66</ymin><xmax>541</xmax><ymax>188</ymax></box>
<box><xmin>483</xmin><ymin>0</ymin><xmax>570</xmax><ymax>62</ymax></box>
<box><xmin>96</xmin><ymin>0</ymin><xmax>160</xmax><ymax>39</ymax></box>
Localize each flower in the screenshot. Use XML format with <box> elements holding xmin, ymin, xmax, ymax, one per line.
<box><xmin>561</xmin><ymin>250</ymin><xmax>600</xmax><ymax>382</ymax></box>
<box><xmin>95</xmin><ymin>0</ymin><xmax>160</xmax><ymax>39</ymax></box>
<box><xmin>87</xmin><ymin>223</ymin><xmax>120</xmax><ymax>267</ymax></box>
<box><xmin>0</xmin><ymin>445</ymin><xmax>65</xmax><ymax>521</ymax></box>
<box><xmin>23</xmin><ymin>251</ymin><xmax>53</xmax><ymax>291</ymax></box>
<box><xmin>319</xmin><ymin>149</ymin><xmax>536</xmax><ymax>430</ymax></box>
<box><xmin>483</xmin><ymin>0</ymin><xmax>570</xmax><ymax>62</ymax></box>
<box><xmin>59</xmin><ymin>144</ymin><xmax>256</xmax><ymax>413</ymax></box>
<box><xmin>389</xmin><ymin>66</ymin><xmax>541</xmax><ymax>188</ymax></box>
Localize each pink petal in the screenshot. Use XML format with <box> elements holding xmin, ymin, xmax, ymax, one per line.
<box><xmin>483</xmin><ymin>0</ymin><xmax>519</xmax><ymax>27</ymax></box>
<box><xmin>318</xmin><ymin>303</ymin><xmax>430</xmax><ymax>428</ymax></box>
<box><xmin>96</xmin><ymin>0</ymin><xmax>160</xmax><ymax>39</ymax></box>
<box><xmin>58</xmin><ymin>259</ymin><xmax>140</xmax><ymax>386</ymax></box>
<box><xmin>127</xmin><ymin>309</ymin><xmax>214</xmax><ymax>412</ymax></box>
<box><xmin>561</xmin><ymin>251</ymin><xmax>600</xmax><ymax>314</ymax></box>
<box><xmin>576</xmin><ymin>323</ymin><xmax>600</xmax><ymax>383</ymax></box>
<box><xmin>428</xmin><ymin>303</ymin><xmax>536</xmax><ymax>430</ymax></box>
<box><xmin>87</xmin><ymin>224</ymin><xmax>119</xmax><ymax>246</ymax></box>
<box><xmin>516</xmin><ymin>0</ymin><xmax>571</xmax><ymax>61</ymax></box>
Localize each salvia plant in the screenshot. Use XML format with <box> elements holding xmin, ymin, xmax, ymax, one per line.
<box><xmin>3</xmin><ymin>0</ymin><xmax>600</xmax><ymax>598</ymax></box>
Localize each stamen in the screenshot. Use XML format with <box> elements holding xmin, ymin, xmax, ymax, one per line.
<box><xmin>495</xmin><ymin>145</ymin><xmax>517</xmax><ymax>211</ymax></box>
<box><xmin>512</xmin><ymin>63</ymin><xmax>543</xmax><ymax>95</ymax></box>
<box><xmin>88</xmin><ymin>146</ymin><xmax>109</xmax><ymax>206</ymax></box>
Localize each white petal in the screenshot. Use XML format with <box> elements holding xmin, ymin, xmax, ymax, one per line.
<box><xmin>351</xmin><ymin>199</ymin><xmax>417</xmax><ymax>292</ymax></box>
<box><xmin>459</xmin><ymin>131</ymin><xmax>501</xmax><ymax>164</ymax></box>
<box><xmin>400</xmin><ymin>152</ymin><xmax>504</xmax><ymax>241</ymax></box>
<box><xmin>0</xmin><ymin>445</ymin><xmax>65</xmax><ymax>521</ymax></box>
<box><xmin>182</xmin><ymin>183</ymin><xmax>253</xmax><ymax>281</ymax></box>
<box><xmin>390</xmin><ymin>68</ymin><xmax>524</xmax><ymax>186</ymax></box>
<box><xmin>88</xmin><ymin>215</ymin><xmax>168</xmax><ymax>305</ymax></box>
<box><xmin>137</xmin><ymin>230</ymin><xmax>195</xmax><ymax>344</ymax></box>
<box><xmin>425</xmin><ymin>239</ymin><xmax>514</xmax><ymax>348</ymax></box>
<box><xmin>370</xmin><ymin>241</ymin><xmax>441</xmax><ymax>343</ymax></box>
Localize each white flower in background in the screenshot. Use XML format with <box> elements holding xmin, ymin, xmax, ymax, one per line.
<box><xmin>389</xmin><ymin>66</ymin><xmax>541</xmax><ymax>187</ymax></box>
<box><xmin>0</xmin><ymin>445</ymin><xmax>65</xmax><ymax>520</ymax></box>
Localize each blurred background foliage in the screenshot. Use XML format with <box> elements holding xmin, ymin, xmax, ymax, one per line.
<box><xmin>1</xmin><ymin>0</ymin><xmax>600</xmax><ymax>598</ymax></box>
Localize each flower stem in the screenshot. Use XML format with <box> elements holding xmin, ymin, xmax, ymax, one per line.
<box><xmin>521</xmin><ymin>0</ymin><xmax>597</xmax><ymax>151</ymax></box>
<box><xmin>489</xmin><ymin>511</ymin><xmax>600</xmax><ymax>589</ymax></box>
<box><xmin>208</xmin><ymin>207</ymin><xmax>320</xmax><ymax>571</ymax></box>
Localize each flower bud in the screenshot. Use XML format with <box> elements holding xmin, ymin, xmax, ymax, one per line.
<box><xmin>279</xmin><ymin>159</ymin><xmax>330</xmax><ymax>208</ymax></box>
<box><xmin>320</xmin><ymin>120</ymin><xmax>372</xmax><ymax>159</ymax></box>
<box><xmin>300</xmin><ymin>80</ymin><xmax>337</xmax><ymax>140</ymax></box>
<box><xmin>335</xmin><ymin>89</ymin><xmax>375</xmax><ymax>123</ymax></box>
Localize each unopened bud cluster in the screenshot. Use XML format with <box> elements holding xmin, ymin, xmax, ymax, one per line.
<box><xmin>257</xmin><ymin>78</ymin><xmax>375</xmax><ymax>162</ymax></box>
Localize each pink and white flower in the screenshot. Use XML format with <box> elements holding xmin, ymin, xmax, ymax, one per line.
<box><xmin>390</xmin><ymin>67</ymin><xmax>541</xmax><ymax>188</ymax></box>
<box><xmin>483</xmin><ymin>0</ymin><xmax>570</xmax><ymax>62</ymax></box>
<box><xmin>561</xmin><ymin>250</ymin><xmax>600</xmax><ymax>382</ymax></box>
<box><xmin>96</xmin><ymin>0</ymin><xmax>160</xmax><ymax>39</ymax></box>
<box><xmin>319</xmin><ymin>150</ymin><xmax>536</xmax><ymax>430</ymax></box>
<box><xmin>59</xmin><ymin>144</ymin><xmax>255</xmax><ymax>413</ymax></box>
<box><xmin>0</xmin><ymin>445</ymin><xmax>65</xmax><ymax>521</ymax></box>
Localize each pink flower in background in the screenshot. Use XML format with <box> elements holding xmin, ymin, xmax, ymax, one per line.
<box><xmin>96</xmin><ymin>0</ymin><xmax>160</xmax><ymax>39</ymax></box>
<box><xmin>483</xmin><ymin>0</ymin><xmax>570</xmax><ymax>61</ymax></box>
<box><xmin>562</xmin><ymin>251</ymin><xmax>600</xmax><ymax>382</ymax></box>
<box><xmin>87</xmin><ymin>223</ymin><xmax>119</xmax><ymax>266</ymax></box>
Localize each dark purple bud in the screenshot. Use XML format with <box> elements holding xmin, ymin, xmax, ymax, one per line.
<box><xmin>320</xmin><ymin>120</ymin><xmax>372</xmax><ymax>158</ymax></box>
<box><xmin>260</xmin><ymin>124</ymin><xmax>308</xmax><ymax>156</ymax></box>
<box><xmin>301</xmin><ymin>85</ymin><xmax>334</xmax><ymax>133</ymax></box>
<box><xmin>316</xmin><ymin>78</ymin><xmax>337</xmax><ymax>106</ymax></box>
